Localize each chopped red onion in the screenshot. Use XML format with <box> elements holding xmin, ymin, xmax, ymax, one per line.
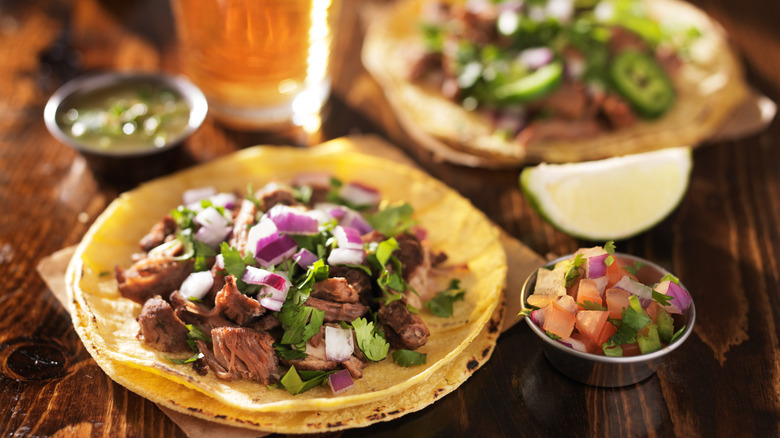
<box><xmin>560</xmin><ymin>336</ymin><xmax>587</xmax><ymax>353</ymax></box>
<box><xmin>325</xmin><ymin>326</ymin><xmax>354</xmax><ymax>362</ymax></box>
<box><xmin>255</xmin><ymin>232</ymin><xmax>299</xmax><ymax>268</ymax></box>
<box><xmin>293</xmin><ymin>248</ymin><xmax>318</xmax><ymax>268</ymax></box>
<box><xmin>654</xmin><ymin>280</ymin><xmax>692</xmax><ymax>314</ymax></box>
<box><xmin>338</xmin><ymin>182</ymin><xmax>381</xmax><ymax>207</ymax></box>
<box><xmin>333</xmin><ymin>226</ymin><xmax>363</xmax><ymax>250</ymax></box>
<box><xmin>209</xmin><ymin>192</ymin><xmax>238</xmax><ymax>210</ymax></box>
<box><xmin>266</xmin><ymin>204</ymin><xmax>319</xmax><ymax>235</ymax></box>
<box><xmin>259</xmin><ymin>297</ymin><xmax>284</xmax><ymax>312</ymax></box>
<box><xmin>328</xmin><ymin>369</ymin><xmax>354</xmax><ymax>394</ymax></box>
<box><xmin>179</xmin><ymin>271</ymin><xmax>214</xmax><ymax>300</ymax></box>
<box><xmin>530</xmin><ymin>306</ymin><xmax>548</xmax><ymax>326</ymax></box>
<box><xmin>247</xmin><ymin>218</ymin><xmax>278</xmax><ymax>258</ymax></box>
<box><xmin>182</xmin><ymin>186</ymin><xmax>216</xmax><ymax>206</ymax></box>
<box><xmin>614</xmin><ymin>276</ymin><xmax>653</xmax><ymax>307</ymax></box>
<box><xmin>519</xmin><ymin>47</ymin><xmax>554</xmax><ymax>70</ymax></box>
<box><xmin>341</xmin><ymin>209</ymin><xmax>373</xmax><ymax>235</ymax></box>
<box><xmin>194</xmin><ymin>207</ymin><xmax>232</xmax><ymax>248</ymax></box>
<box><xmin>327</xmin><ymin>248</ymin><xmax>365</xmax><ymax>266</ymax></box>
<box><xmin>586</xmin><ymin>253</ymin><xmax>608</xmax><ymax>279</ymax></box>
<box><xmin>243</xmin><ymin>266</ymin><xmax>291</xmax><ymax>293</ymax></box>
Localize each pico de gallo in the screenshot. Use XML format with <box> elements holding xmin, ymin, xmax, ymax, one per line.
<box><xmin>522</xmin><ymin>242</ymin><xmax>692</xmax><ymax>356</ymax></box>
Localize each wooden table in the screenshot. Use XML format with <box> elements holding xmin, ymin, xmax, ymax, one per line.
<box><xmin>2</xmin><ymin>0</ymin><xmax>779</xmax><ymax>436</ymax></box>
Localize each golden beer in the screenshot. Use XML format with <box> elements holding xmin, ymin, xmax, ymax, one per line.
<box><xmin>170</xmin><ymin>0</ymin><xmax>339</xmax><ymax>128</ymax></box>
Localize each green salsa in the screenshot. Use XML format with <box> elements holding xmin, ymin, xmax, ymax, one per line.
<box><xmin>57</xmin><ymin>81</ymin><xmax>191</xmax><ymax>153</ymax></box>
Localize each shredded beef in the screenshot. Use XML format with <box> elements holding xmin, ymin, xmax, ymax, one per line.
<box><xmin>378</xmin><ymin>300</ymin><xmax>430</xmax><ymax>350</ymax></box>
<box><xmin>169</xmin><ymin>290</ymin><xmax>237</xmax><ymax>332</ymax></box>
<box><xmin>136</xmin><ymin>296</ymin><xmax>190</xmax><ymax>353</ymax></box>
<box><xmin>283</xmin><ymin>355</ymin><xmax>339</xmax><ymax>372</ymax></box>
<box><xmin>247</xmin><ymin>314</ymin><xmax>281</xmax><ymax>332</ymax></box>
<box><xmin>213</xmin><ymin>275</ymin><xmax>265</xmax><ymax>325</ymax></box>
<box><xmin>229</xmin><ymin>199</ymin><xmax>257</xmax><ymax>256</ymax></box>
<box><xmin>305</xmin><ymin>297</ymin><xmax>368</xmax><ymax>322</ymax></box>
<box><xmin>394</xmin><ymin>234</ymin><xmax>425</xmax><ymax>282</ymax></box>
<box><xmin>205</xmin><ymin>327</ymin><xmax>280</xmax><ymax>384</ymax></box>
<box><xmin>311</xmin><ymin>278</ymin><xmax>360</xmax><ymax>304</ymax></box>
<box><xmin>116</xmin><ymin>254</ymin><xmax>194</xmax><ymax>305</ymax></box>
<box><xmin>600</xmin><ymin>93</ymin><xmax>637</xmax><ymax>129</ymax></box>
<box><xmin>138</xmin><ymin>215</ymin><xmax>177</xmax><ymax>252</ymax></box>
<box><xmin>329</xmin><ymin>266</ymin><xmax>373</xmax><ymax>296</ymax></box>
<box><xmin>259</xmin><ymin>185</ymin><xmax>298</xmax><ymax>212</ymax></box>
<box><xmin>341</xmin><ymin>355</ymin><xmax>368</xmax><ymax>380</ymax></box>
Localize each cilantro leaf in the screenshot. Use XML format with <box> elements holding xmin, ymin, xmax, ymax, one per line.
<box><xmin>295</xmin><ymin>259</ymin><xmax>329</xmax><ymax>291</ymax></box>
<box><xmin>274</xmin><ymin>344</ymin><xmax>308</xmax><ymax>361</ymax></box>
<box><xmin>366</xmin><ymin>203</ymin><xmax>417</xmax><ymax>237</ymax></box>
<box><xmin>219</xmin><ymin>242</ymin><xmax>258</xmax><ymax>294</ymax></box>
<box><xmin>194</xmin><ymin>240</ymin><xmax>217</xmax><ymax>272</ymax></box>
<box><xmin>605</xmin><ymin>322</ymin><xmax>637</xmax><ymax>346</ymax></box>
<box><xmin>352</xmin><ymin>317</ymin><xmax>390</xmax><ymax>361</ymax></box>
<box><xmin>622</xmin><ymin>261</ymin><xmax>646</xmax><ymax>277</ymax></box>
<box><xmin>375</xmin><ymin>237</ymin><xmax>399</xmax><ymax>266</ymax></box>
<box><xmin>424</xmin><ymin>279</ymin><xmax>466</xmax><ymax>317</ymax></box>
<box><xmin>652</xmin><ymin>290</ymin><xmax>673</xmax><ymax>306</ymax></box>
<box><xmin>565</xmin><ymin>254</ymin><xmax>585</xmax><ymax>287</ymax></box>
<box><xmin>604</xmin><ymin>241</ymin><xmax>616</xmax><ymax>254</ymax></box>
<box><xmin>278</xmin><ymin>304</ymin><xmax>325</xmax><ymax>346</ymax></box>
<box><xmin>546</xmin><ymin>331</ymin><xmax>562</xmax><ymax>340</ymax></box>
<box><xmin>670</xmin><ymin>325</ymin><xmax>687</xmax><ymax>344</ymax></box>
<box><xmin>392</xmin><ymin>349</ymin><xmax>427</xmax><ymax>367</ymax></box>
<box><xmin>165</xmin><ymin>351</ymin><xmax>203</xmax><ymax>364</ymax></box>
<box><xmin>279</xmin><ymin>366</ymin><xmax>334</xmax><ymax>395</ymax></box>
<box><xmin>622</xmin><ymin>296</ymin><xmax>652</xmax><ymax>331</ymax></box>
<box><xmin>577</xmin><ymin>300</ymin><xmax>607</xmax><ymax>311</ymax></box>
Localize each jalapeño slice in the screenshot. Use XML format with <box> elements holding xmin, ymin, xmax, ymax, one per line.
<box><xmin>493</xmin><ymin>61</ymin><xmax>564</xmax><ymax>104</ymax></box>
<box><xmin>609</xmin><ymin>50</ymin><xmax>675</xmax><ymax>119</ymax></box>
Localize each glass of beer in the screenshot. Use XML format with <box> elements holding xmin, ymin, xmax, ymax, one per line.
<box><xmin>170</xmin><ymin>0</ymin><xmax>340</xmax><ymax>130</ymax></box>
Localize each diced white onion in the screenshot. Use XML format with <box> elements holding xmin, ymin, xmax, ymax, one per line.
<box><xmin>333</xmin><ymin>226</ymin><xmax>363</xmax><ymax>250</ymax></box>
<box><xmin>325</xmin><ymin>326</ymin><xmax>354</xmax><ymax>362</ymax></box>
<box><xmin>182</xmin><ymin>186</ymin><xmax>216</xmax><ymax>206</ymax></box>
<box><xmin>338</xmin><ymin>182</ymin><xmax>381</xmax><ymax>207</ymax></box>
<box><xmin>327</xmin><ymin>248</ymin><xmax>365</xmax><ymax>266</ymax></box>
<box><xmin>179</xmin><ymin>271</ymin><xmax>213</xmax><ymax>300</ymax></box>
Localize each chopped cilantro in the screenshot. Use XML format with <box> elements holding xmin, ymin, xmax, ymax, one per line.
<box><xmin>392</xmin><ymin>349</ymin><xmax>427</xmax><ymax>367</ymax></box>
<box><xmin>165</xmin><ymin>351</ymin><xmax>203</xmax><ymax>365</ymax></box>
<box><xmin>622</xmin><ymin>261</ymin><xmax>646</xmax><ymax>277</ymax></box>
<box><xmin>565</xmin><ymin>254</ymin><xmax>585</xmax><ymax>287</ymax></box>
<box><xmin>578</xmin><ymin>300</ymin><xmax>607</xmax><ymax>311</ymax></box>
<box><xmin>193</xmin><ymin>240</ymin><xmax>216</xmax><ymax>272</ymax></box>
<box><xmin>279</xmin><ymin>366</ymin><xmax>334</xmax><ymax>395</ymax></box>
<box><xmin>292</xmin><ymin>185</ymin><xmax>313</xmax><ymax>204</ymax></box>
<box><xmin>605</xmin><ymin>322</ymin><xmax>637</xmax><ymax>346</ymax></box>
<box><xmin>670</xmin><ymin>325</ymin><xmax>687</xmax><ymax>344</ymax></box>
<box><xmin>274</xmin><ymin>343</ymin><xmax>308</xmax><ymax>361</ymax></box>
<box><xmin>352</xmin><ymin>317</ymin><xmax>390</xmax><ymax>361</ymax></box>
<box><xmin>546</xmin><ymin>331</ymin><xmax>562</xmax><ymax>340</ymax></box>
<box><xmin>171</xmin><ymin>205</ymin><xmax>197</xmax><ymax>230</ymax></box>
<box><xmin>295</xmin><ymin>259</ymin><xmax>329</xmax><ymax>291</ymax></box>
<box><xmin>278</xmin><ymin>303</ymin><xmax>325</xmax><ymax>347</ymax></box>
<box><xmin>219</xmin><ymin>242</ymin><xmax>258</xmax><ymax>294</ymax></box>
<box><xmin>651</xmin><ymin>290</ymin><xmax>673</xmax><ymax>306</ymax></box>
<box><xmin>424</xmin><ymin>279</ymin><xmax>466</xmax><ymax>317</ymax></box>
<box><xmin>375</xmin><ymin>237</ymin><xmax>399</xmax><ymax>266</ymax></box>
<box><xmin>604</xmin><ymin>241</ymin><xmax>616</xmax><ymax>267</ymax></box>
<box><xmin>366</xmin><ymin>203</ymin><xmax>417</xmax><ymax>237</ymax></box>
<box><xmin>622</xmin><ymin>296</ymin><xmax>652</xmax><ymax>331</ymax></box>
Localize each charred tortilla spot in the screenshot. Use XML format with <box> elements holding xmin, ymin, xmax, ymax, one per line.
<box><xmin>466</xmin><ymin>359</ymin><xmax>479</xmax><ymax>371</ymax></box>
<box><xmin>367</xmin><ymin>413</ymin><xmax>386</xmax><ymax>421</ymax></box>
<box><xmin>482</xmin><ymin>346</ymin><xmax>492</xmax><ymax>358</ymax></box>
<box><xmin>327</xmin><ymin>421</ymin><xmax>345</xmax><ymax>427</ymax></box>
<box><xmin>388</xmin><ymin>409</ymin><xmax>402</xmax><ymax>416</ymax></box>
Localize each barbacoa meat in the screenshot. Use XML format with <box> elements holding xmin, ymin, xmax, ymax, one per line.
<box><xmin>138</xmin><ymin>215</ymin><xmax>177</xmax><ymax>252</ymax></box>
<box><xmin>378</xmin><ymin>300</ymin><xmax>430</xmax><ymax>350</ymax></box>
<box><xmin>136</xmin><ymin>296</ymin><xmax>190</xmax><ymax>353</ymax></box>
<box><xmin>169</xmin><ymin>290</ymin><xmax>237</xmax><ymax>332</ymax></box>
<box><xmin>305</xmin><ymin>297</ymin><xmax>368</xmax><ymax>323</ymax></box>
<box><xmin>328</xmin><ymin>266</ymin><xmax>373</xmax><ymax>305</ymax></box>
<box><xmin>115</xmin><ymin>252</ymin><xmax>194</xmax><ymax>305</ymax></box>
<box><xmin>201</xmin><ymin>327</ymin><xmax>279</xmax><ymax>384</ymax></box>
<box><xmin>311</xmin><ymin>278</ymin><xmax>360</xmax><ymax>304</ymax></box>
<box><xmin>229</xmin><ymin>199</ymin><xmax>257</xmax><ymax>256</ymax></box>
<box><xmin>213</xmin><ymin>275</ymin><xmax>265</xmax><ymax>325</ymax></box>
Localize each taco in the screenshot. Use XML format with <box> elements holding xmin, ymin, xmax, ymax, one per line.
<box><xmin>362</xmin><ymin>0</ymin><xmax>748</xmax><ymax>167</ymax></box>
<box><xmin>66</xmin><ymin>139</ymin><xmax>507</xmax><ymax>432</ymax></box>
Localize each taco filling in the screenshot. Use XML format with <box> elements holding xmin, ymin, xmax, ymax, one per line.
<box><xmin>407</xmin><ymin>0</ymin><xmax>701</xmax><ymax>146</ymax></box>
<box><xmin>114</xmin><ymin>175</ymin><xmax>463</xmax><ymax>395</ymax></box>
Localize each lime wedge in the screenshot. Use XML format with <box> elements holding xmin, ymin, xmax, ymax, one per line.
<box><xmin>520</xmin><ymin>148</ymin><xmax>692</xmax><ymax>240</ymax></box>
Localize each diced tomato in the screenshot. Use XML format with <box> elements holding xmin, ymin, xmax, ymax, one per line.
<box><xmin>595</xmin><ymin>319</ymin><xmax>618</xmax><ymax>345</ymax></box>
<box><xmin>605</xmin><ymin>258</ymin><xmax>638</xmax><ymax>289</ymax></box>
<box><xmin>576</xmin><ymin>279</ymin><xmax>603</xmax><ymax>307</ymax></box>
<box><xmin>566</xmin><ymin>279</ymin><xmax>580</xmax><ymax>299</ymax></box>
<box><xmin>570</xmin><ymin>332</ymin><xmax>601</xmax><ymax>355</ymax></box>
<box><xmin>542</xmin><ymin>301</ymin><xmax>576</xmax><ymax>339</ymax></box>
<box><xmin>646</xmin><ymin>301</ymin><xmax>660</xmax><ymax>322</ymax></box>
<box><xmin>575</xmin><ymin>310</ymin><xmax>609</xmax><ymax>343</ymax></box>
<box><xmin>605</xmin><ymin>288</ymin><xmax>632</xmax><ymax>319</ymax></box>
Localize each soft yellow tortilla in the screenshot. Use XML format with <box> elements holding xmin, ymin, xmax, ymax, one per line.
<box><xmin>66</xmin><ymin>139</ymin><xmax>507</xmax><ymax>426</ymax></box>
<box><xmin>362</xmin><ymin>0</ymin><xmax>749</xmax><ymax>167</ymax></box>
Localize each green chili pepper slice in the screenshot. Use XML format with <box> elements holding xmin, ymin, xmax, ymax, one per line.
<box><xmin>493</xmin><ymin>61</ymin><xmax>564</xmax><ymax>104</ymax></box>
<box><xmin>609</xmin><ymin>50</ymin><xmax>675</xmax><ymax>119</ymax></box>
